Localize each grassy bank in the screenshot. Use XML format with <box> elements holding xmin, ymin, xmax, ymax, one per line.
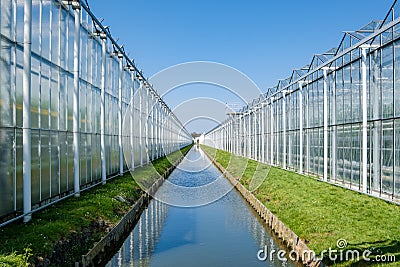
<box><xmin>201</xmin><ymin>145</ymin><xmax>400</xmax><ymax>266</ymax></box>
<box><xmin>0</xmin><ymin>145</ymin><xmax>192</xmax><ymax>266</ymax></box>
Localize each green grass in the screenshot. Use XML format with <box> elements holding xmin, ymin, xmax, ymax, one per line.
<box><xmin>132</xmin><ymin>145</ymin><xmax>193</xmax><ymax>189</ymax></box>
<box><xmin>201</xmin><ymin>145</ymin><xmax>400</xmax><ymax>266</ymax></box>
<box><xmin>0</xmin><ymin>248</ymin><xmax>32</xmax><ymax>267</ymax></box>
<box><xmin>0</xmin><ymin>144</ymin><xmax>192</xmax><ymax>266</ymax></box>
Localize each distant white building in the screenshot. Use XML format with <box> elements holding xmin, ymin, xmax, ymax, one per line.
<box><xmin>195</xmin><ymin>133</ymin><xmax>205</xmax><ymax>144</ymax></box>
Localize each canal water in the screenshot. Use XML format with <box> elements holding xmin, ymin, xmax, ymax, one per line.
<box><xmin>106</xmin><ymin>146</ymin><xmax>297</xmax><ymax>267</ymax></box>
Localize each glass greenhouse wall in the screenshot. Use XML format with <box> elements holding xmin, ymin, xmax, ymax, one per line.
<box><xmin>205</xmin><ymin>1</ymin><xmax>400</xmax><ymax>203</ymax></box>
<box><xmin>0</xmin><ymin>0</ymin><xmax>192</xmax><ymax>225</ymax></box>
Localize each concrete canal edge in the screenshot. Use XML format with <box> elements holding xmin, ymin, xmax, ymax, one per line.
<box><xmin>201</xmin><ymin>148</ymin><xmax>326</xmax><ymax>267</ymax></box>
<box><xmin>79</xmin><ymin>147</ymin><xmax>192</xmax><ymax>267</ymax></box>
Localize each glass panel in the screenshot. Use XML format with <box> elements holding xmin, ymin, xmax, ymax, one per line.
<box><xmin>60</xmin><ymin>8</ymin><xmax>67</xmax><ymax>70</ymax></box>
<box><xmin>31</xmin><ymin>129</ymin><xmax>41</xmax><ymax>203</ymax></box>
<box><xmin>351</xmin><ymin>61</ymin><xmax>361</xmax><ymax>123</ymax></box>
<box><xmin>394</xmin><ymin>40</ymin><xmax>400</xmax><ymax>116</ymax></box>
<box><xmin>15</xmin><ymin>0</ymin><xmax>24</xmax><ymax>44</ymax></box>
<box><xmin>87</xmin><ymin>87</ymin><xmax>92</xmax><ymax>132</ymax></box>
<box><xmin>16</xmin><ymin>58</ymin><xmax>23</xmax><ymax>128</ymax></box>
<box><xmin>382</xmin><ymin>121</ymin><xmax>394</xmax><ymax>195</ymax></box>
<box><xmin>59</xmin><ymin>132</ymin><xmax>68</xmax><ymax>193</ymax></box>
<box><xmin>93</xmin><ymin>133</ymin><xmax>101</xmax><ymax>180</ymax></box>
<box><xmin>395</xmin><ymin>120</ymin><xmax>400</xmax><ymax>197</ymax></box>
<box><xmin>32</xmin><ymin>0</ymin><xmax>40</xmax><ymax>54</ymax></box>
<box><xmin>381</xmin><ymin>44</ymin><xmax>394</xmax><ymax>119</ymax></box>
<box><xmin>343</xmin><ymin>125</ymin><xmax>352</xmax><ymax>183</ymax></box>
<box><xmin>1</xmin><ymin>0</ymin><xmax>13</xmax><ymax>39</ymax></box>
<box><xmin>67</xmin><ymin>75</ymin><xmax>73</xmax><ymax>131</ymax></box>
<box><xmin>0</xmin><ymin>128</ymin><xmax>15</xmax><ymax>215</ymax></box>
<box><xmin>80</xmin><ymin>133</ymin><xmax>87</xmax><ymax>185</ymax></box>
<box><xmin>79</xmin><ymin>82</ymin><xmax>87</xmax><ymax>131</ymax></box>
<box><xmin>50</xmin><ymin>68</ymin><xmax>59</xmax><ymax>130</ymax></box>
<box><xmin>0</xmin><ymin>39</ymin><xmax>12</xmax><ymax>127</ymax></box>
<box><xmin>59</xmin><ymin>70</ymin><xmax>66</xmax><ymax>131</ymax></box>
<box><xmin>336</xmin><ymin>68</ymin><xmax>344</xmax><ymax>124</ymax></box>
<box><xmin>68</xmin><ymin>12</ymin><xmax>74</xmax><ymax>71</ymax></box>
<box><xmin>41</xmin><ymin>130</ymin><xmax>50</xmax><ymax>200</ymax></box>
<box><xmin>371</xmin><ymin>121</ymin><xmax>382</xmax><ymax>192</ymax></box>
<box><xmin>351</xmin><ymin>124</ymin><xmax>361</xmax><ymax>187</ymax></box>
<box><xmin>41</xmin><ymin>1</ymin><xmax>50</xmax><ymax>60</ymax></box>
<box><xmin>51</xmin><ymin>1</ymin><xmax>60</xmax><ymax>64</ymax></box>
<box><xmin>16</xmin><ymin>129</ymin><xmax>23</xmax><ymax>210</ymax></box>
<box><xmin>86</xmin><ymin>134</ymin><xmax>92</xmax><ymax>182</ymax></box>
<box><xmin>51</xmin><ymin>131</ymin><xmax>59</xmax><ymax>197</ymax></box>
<box><xmin>31</xmin><ymin>59</ymin><xmax>40</xmax><ymax>129</ymax></box>
<box><xmin>343</xmin><ymin>66</ymin><xmax>351</xmax><ymax>124</ymax></box>
<box><xmin>41</xmin><ymin>63</ymin><xmax>50</xmax><ymax>129</ymax></box>
<box><xmin>67</xmin><ymin>133</ymin><xmax>74</xmax><ymax>190</ymax></box>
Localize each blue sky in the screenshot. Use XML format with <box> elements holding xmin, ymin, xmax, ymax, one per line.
<box><xmin>89</xmin><ymin>0</ymin><xmax>394</xmax><ymax>133</ymax></box>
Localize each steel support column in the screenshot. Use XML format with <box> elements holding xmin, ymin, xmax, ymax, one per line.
<box><xmin>306</xmin><ymin>84</ymin><xmax>310</xmax><ymax>173</ymax></box>
<box><xmin>130</xmin><ymin>72</ymin><xmax>135</xmax><ymax>170</ymax></box>
<box><xmin>151</xmin><ymin>94</ymin><xmax>155</xmax><ymax>161</ymax></box>
<box><xmin>100</xmin><ymin>39</ymin><xmax>106</xmax><ymax>184</ymax></box>
<box><xmin>73</xmin><ymin>7</ymin><xmax>81</xmax><ymax>191</ymax></box>
<box><xmin>322</xmin><ymin>68</ymin><xmax>329</xmax><ymax>182</ymax></box>
<box><xmin>372</xmin><ymin>49</ymin><xmax>380</xmax><ymax>192</ymax></box>
<box><xmin>255</xmin><ymin>111</ymin><xmax>258</xmax><ymax>160</ymax></box>
<box><xmin>118</xmin><ymin>58</ymin><xmax>123</xmax><ymax>176</ymax></box>
<box><xmin>299</xmin><ymin>81</ymin><xmax>304</xmax><ymax>174</ymax></box>
<box><xmin>236</xmin><ymin>115</ymin><xmax>240</xmax><ymax>155</ymax></box>
<box><xmin>145</xmin><ymin>87</ymin><xmax>149</xmax><ymax>164</ymax></box>
<box><xmin>360</xmin><ymin>45</ymin><xmax>369</xmax><ymax>193</ymax></box>
<box><xmin>276</xmin><ymin>101</ymin><xmax>279</xmax><ymax>166</ymax></box>
<box><xmin>282</xmin><ymin>92</ymin><xmax>287</xmax><ymax>169</ymax></box>
<box><xmin>270</xmin><ymin>99</ymin><xmax>274</xmax><ymax>165</ymax></box>
<box><xmin>288</xmin><ymin>94</ymin><xmax>292</xmax><ymax>168</ymax></box>
<box><xmin>331</xmin><ymin>71</ymin><xmax>337</xmax><ymax>181</ymax></box>
<box><xmin>248</xmin><ymin>113</ymin><xmax>251</xmax><ymax>158</ymax></box>
<box><xmin>139</xmin><ymin>81</ymin><xmax>143</xmax><ymax>166</ymax></box>
<box><xmin>23</xmin><ymin>0</ymin><xmax>32</xmax><ymax>222</ymax></box>
<box><xmin>261</xmin><ymin>104</ymin><xmax>265</xmax><ymax>163</ymax></box>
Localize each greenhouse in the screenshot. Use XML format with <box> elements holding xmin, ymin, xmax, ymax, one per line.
<box><xmin>204</xmin><ymin>2</ymin><xmax>400</xmax><ymax>203</ymax></box>
<box><xmin>0</xmin><ymin>0</ymin><xmax>192</xmax><ymax>225</ymax></box>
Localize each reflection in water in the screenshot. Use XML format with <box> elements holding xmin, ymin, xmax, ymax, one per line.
<box><xmin>106</xmin><ymin>200</ymin><xmax>169</xmax><ymax>267</ymax></box>
<box><xmin>106</xmin><ymin>147</ymin><xmax>297</xmax><ymax>267</ymax></box>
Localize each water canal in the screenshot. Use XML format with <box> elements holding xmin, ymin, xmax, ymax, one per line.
<box><xmin>106</xmin><ymin>146</ymin><xmax>297</xmax><ymax>267</ymax></box>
